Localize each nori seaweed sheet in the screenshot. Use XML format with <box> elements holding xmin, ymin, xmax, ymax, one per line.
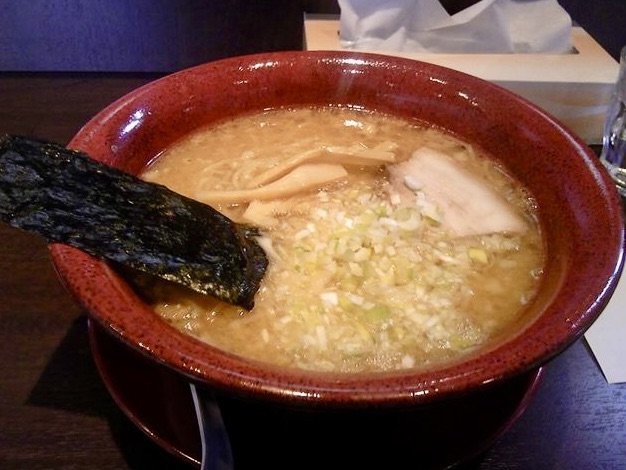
<box><xmin>0</xmin><ymin>134</ymin><xmax>268</xmax><ymax>309</ymax></box>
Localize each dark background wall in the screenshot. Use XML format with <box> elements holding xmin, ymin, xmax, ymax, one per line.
<box><xmin>558</xmin><ymin>0</ymin><xmax>625</xmax><ymax>61</ymax></box>
<box><xmin>0</xmin><ymin>0</ymin><xmax>623</xmax><ymax>72</ymax></box>
<box><xmin>0</xmin><ymin>0</ymin><xmax>305</xmax><ymax>72</ymax></box>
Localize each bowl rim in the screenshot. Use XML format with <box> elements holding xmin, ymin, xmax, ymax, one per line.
<box><xmin>49</xmin><ymin>50</ymin><xmax>625</xmax><ymax>407</ymax></box>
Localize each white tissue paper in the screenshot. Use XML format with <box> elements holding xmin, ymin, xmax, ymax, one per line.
<box><xmin>338</xmin><ymin>0</ymin><xmax>573</xmax><ymax>54</ymax></box>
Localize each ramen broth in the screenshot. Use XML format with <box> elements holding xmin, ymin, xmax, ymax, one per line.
<box><xmin>138</xmin><ymin>106</ymin><xmax>544</xmax><ymax>373</ymax></box>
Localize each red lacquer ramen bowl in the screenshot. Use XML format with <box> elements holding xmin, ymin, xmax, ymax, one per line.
<box><xmin>50</xmin><ymin>51</ymin><xmax>624</xmax><ymax>409</ymax></box>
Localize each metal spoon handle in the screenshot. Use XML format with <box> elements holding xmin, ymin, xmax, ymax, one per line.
<box><xmin>190</xmin><ymin>383</ymin><xmax>234</xmax><ymax>470</ymax></box>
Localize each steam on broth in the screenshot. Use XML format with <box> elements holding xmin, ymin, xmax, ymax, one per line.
<box><xmin>137</xmin><ymin>106</ymin><xmax>544</xmax><ymax>373</ymax></box>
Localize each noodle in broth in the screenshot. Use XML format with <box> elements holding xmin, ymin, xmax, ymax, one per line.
<box><xmin>137</xmin><ymin>106</ymin><xmax>544</xmax><ymax>373</ymax></box>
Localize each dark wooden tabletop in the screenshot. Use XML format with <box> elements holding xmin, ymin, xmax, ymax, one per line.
<box><xmin>1</xmin><ymin>21</ymin><xmax>626</xmax><ymax>470</ymax></box>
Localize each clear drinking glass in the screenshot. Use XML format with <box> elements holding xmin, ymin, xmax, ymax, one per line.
<box><xmin>600</xmin><ymin>45</ymin><xmax>626</xmax><ymax>197</ymax></box>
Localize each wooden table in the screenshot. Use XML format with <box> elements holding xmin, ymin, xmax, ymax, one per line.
<box><xmin>1</xmin><ymin>70</ymin><xmax>625</xmax><ymax>469</ymax></box>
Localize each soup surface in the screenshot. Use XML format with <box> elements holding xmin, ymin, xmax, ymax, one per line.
<box><xmin>138</xmin><ymin>106</ymin><xmax>544</xmax><ymax>373</ymax></box>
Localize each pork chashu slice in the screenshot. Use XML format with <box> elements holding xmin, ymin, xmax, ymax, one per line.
<box><xmin>387</xmin><ymin>147</ymin><xmax>528</xmax><ymax>237</ymax></box>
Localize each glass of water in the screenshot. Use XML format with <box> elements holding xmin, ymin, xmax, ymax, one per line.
<box><xmin>600</xmin><ymin>44</ymin><xmax>626</xmax><ymax>197</ymax></box>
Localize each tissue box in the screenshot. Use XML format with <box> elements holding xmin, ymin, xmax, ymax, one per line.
<box><xmin>303</xmin><ymin>14</ymin><xmax>619</xmax><ymax>144</ymax></box>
